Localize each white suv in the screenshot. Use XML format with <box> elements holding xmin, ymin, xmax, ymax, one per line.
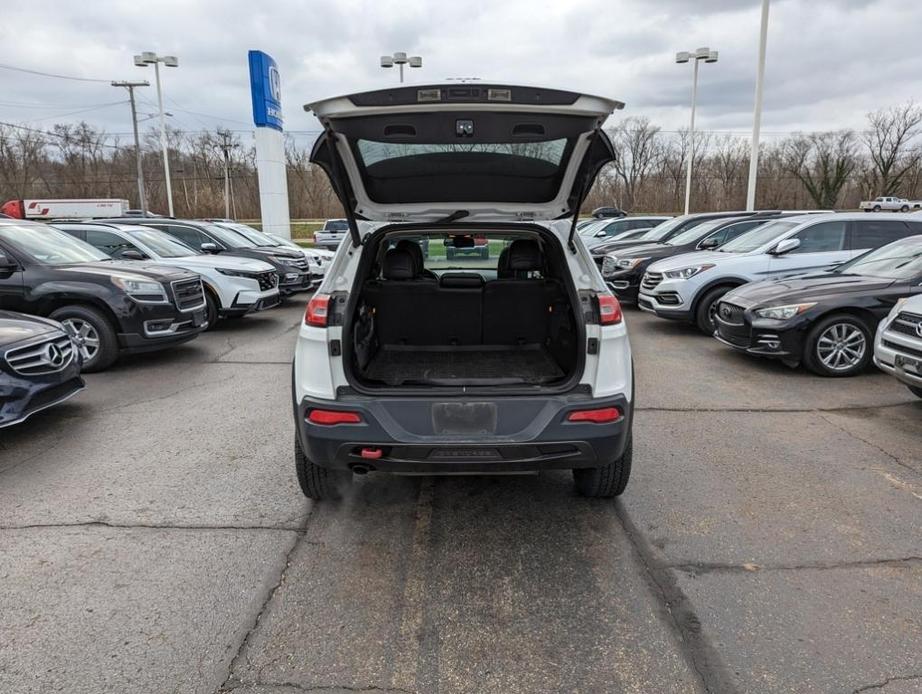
<box><xmin>292</xmin><ymin>83</ymin><xmax>633</xmax><ymax>500</ymax></box>
<box><xmin>53</xmin><ymin>223</ymin><xmax>281</xmax><ymax>327</ymax></box>
<box><xmin>639</xmin><ymin>213</ymin><xmax>922</xmax><ymax>334</ymax></box>
<box><xmin>874</xmin><ymin>294</ymin><xmax>922</xmax><ymax>398</ymax></box>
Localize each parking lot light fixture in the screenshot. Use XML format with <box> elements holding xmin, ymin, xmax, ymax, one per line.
<box><xmin>380</xmin><ymin>52</ymin><xmax>422</xmax><ymax>83</ymax></box>
<box><xmin>134</xmin><ymin>52</ymin><xmax>179</xmax><ymax>217</ymax></box>
<box><xmin>676</xmin><ymin>46</ymin><xmax>718</xmax><ymax>215</ymax></box>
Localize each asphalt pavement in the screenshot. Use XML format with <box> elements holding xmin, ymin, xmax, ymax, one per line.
<box><xmin>1</xmin><ymin>299</ymin><xmax>919</xmax><ymax>694</ymax></box>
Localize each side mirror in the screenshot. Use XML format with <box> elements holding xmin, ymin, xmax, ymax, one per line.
<box><xmin>0</xmin><ymin>256</ymin><xmax>17</xmax><ymax>274</ymax></box>
<box><xmin>595</xmin><ymin>231</ymin><xmax>607</xmax><ymax>238</ymax></box>
<box><xmin>119</xmin><ymin>249</ymin><xmax>146</xmax><ymax>260</ymax></box>
<box><xmin>770</xmin><ymin>238</ymin><xmax>800</xmax><ymax>255</ymax></box>
<box><xmin>200</xmin><ymin>242</ymin><xmax>218</xmax><ymax>253</ymax></box>
<box><xmin>698</xmin><ymin>237</ymin><xmax>719</xmax><ymax>250</ymax></box>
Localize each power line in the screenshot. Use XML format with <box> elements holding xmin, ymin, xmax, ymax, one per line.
<box><xmin>25</xmin><ymin>101</ymin><xmax>129</xmax><ymax>123</ymax></box>
<box><xmin>0</xmin><ymin>120</ymin><xmax>132</xmax><ymax>151</ymax></box>
<box><xmin>0</xmin><ymin>62</ymin><xmax>112</xmax><ymax>83</ymax></box>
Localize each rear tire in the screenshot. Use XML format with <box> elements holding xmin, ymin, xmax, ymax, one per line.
<box><xmin>573</xmin><ymin>435</ymin><xmax>632</xmax><ymax>498</ymax></box>
<box><xmin>900</xmin><ymin>205</ymin><xmax>910</xmax><ymax>212</ymax></box>
<box><xmin>908</xmin><ymin>385</ymin><xmax>922</xmax><ymax>399</ymax></box>
<box><xmin>803</xmin><ymin>314</ymin><xmax>872</xmax><ymax>377</ymax></box>
<box><xmin>294</xmin><ymin>434</ymin><xmax>351</xmax><ymax>500</ymax></box>
<box><xmin>50</xmin><ymin>305</ymin><xmax>118</xmax><ymax>373</ymax></box>
<box><xmin>695</xmin><ymin>286</ymin><xmax>733</xmax><ymax>335</ymax></box>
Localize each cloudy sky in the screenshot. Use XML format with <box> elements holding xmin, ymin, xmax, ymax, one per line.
<box><xmin>0</xmin><ymin>0</ymin><xmax>918</xmax><ymax>148</ymax></box>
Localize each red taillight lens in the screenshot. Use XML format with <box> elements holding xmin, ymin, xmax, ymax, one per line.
<box><xmin>305</xmin><ymin>294</ymin><xmax>330</xmax><ymax>327</ymax></box>
<box><xmin>597</xmin><ymin>293</ymin><xmax>623</xmax><ymax>325</ymax></box>
<box><xmin>567</xmin><ymin>407</ymin><xmax>622</xmax><ymax>424</ymax></box>
<box><xmin>307</xmin><ymin>409</ymin><xmax>362</xmax><ymax>425</ymax></box>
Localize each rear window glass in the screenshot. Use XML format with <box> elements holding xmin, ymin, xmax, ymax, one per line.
<box><xmin>323</xmin><ymin>220</ymin><xmax>349</xmax><ymax>231</ymax></box>
<box><xmin>382</xmin><ymin>234</ymin><xmax>546</xmax><ymax>280</ymax></box>
<box><xmin>356</xmin><ymin>140</ymin><xmax>568</xmax><ymax>167</ymax></box>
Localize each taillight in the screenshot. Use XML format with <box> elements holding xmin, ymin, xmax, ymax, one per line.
<box><xmin>305</xmin><ymin>294</ymin><xmax>330</xmax><ymax>327</ymax></box>
<box><xmin>567</xmin><ymin>407</ymin><xmax>622</xmax><ymax>424</ymax></box>
<box><xmin>597</xmin><ymin>293</ymin><xmax>622</xmax><ymax>325</ymax></box>
<box><xmin>307</xmin><ymin>409</ymin><xmax>362</xmax><ymax>425</ymax></box>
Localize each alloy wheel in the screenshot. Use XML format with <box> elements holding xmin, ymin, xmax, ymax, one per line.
<box><xmin>816</xmin><ymin>323</ymin><xmax>866</xmax><ymax>371</ymax></box>
<box><xmin>62</xmin><ymin>318</ymin><xmax>100</xmax><ymax>362</ymax></box>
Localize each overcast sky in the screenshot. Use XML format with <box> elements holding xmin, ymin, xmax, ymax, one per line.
<box><xmin>0</xmin><ymin>0</ymin><xmax>918</xmax><ymax>148</ymax></box>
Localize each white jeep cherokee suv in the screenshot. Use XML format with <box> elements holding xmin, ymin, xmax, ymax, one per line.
<box><xmin>639</xmin><ymin>213</ymin><xmax>919</xmax><ymax>334</ymax></box>
<box><xmin>292</xmin><ymin>83</ymin><xmax>633</xmax><ymax>500</ymax></box>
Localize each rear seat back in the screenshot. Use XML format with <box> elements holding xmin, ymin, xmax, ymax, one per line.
<box><xmin>366</xmin><ymin>241</ymin><xmax>558</xmax><ymax>348</ymax></box>
<box><xmin>483</xmin><ymin>240</ymin><xmax>553</xmax><ymax>345</ymax></box>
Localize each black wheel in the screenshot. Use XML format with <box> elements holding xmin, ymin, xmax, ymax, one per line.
<box><xmin>873</xmin><ymin>205</ymin><xmax>881</xmax><ymax>212</ymax></box>
<box><xmin>900</xmin><ymin>205</ymin><xmax>910</xmax><ymax>212</ymax></box>
<box><xmin>803</xmin><ymin>314</ymin><xmax>872</xmax><ymax>377</ymax></box>
<box><xmin>203</xmin><ymin>288</ymin><xmax>219</xmax><ymax>330</ymax></box>
<box><xmin>294</xmin><ymin>434</ymin><xmax>351</xmax><ymax>500</ymax></box>
<box><xmin>50</xmin><ymin>305</ymin><xmax>118</xmax><ymax>373</ymax></box>
<box><xmin>695</xmin><ymin>286</ymin><xmax>733</xmax><ymax>335</ymax></box>
<box><xmin>573</xmin><ymin>435</ymin><xmax>632</xmax><ymax>498</ymax></box>
<box><xmin>907</xmin><ymin>385</ymin><xmax>922</xmax><ymax>399</ymax></box>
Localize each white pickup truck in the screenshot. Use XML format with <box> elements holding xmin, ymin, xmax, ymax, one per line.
<box><xmin>859</xmin><ymin>196</ymin><xmax>922</xmax><ymax>212</ymax></box>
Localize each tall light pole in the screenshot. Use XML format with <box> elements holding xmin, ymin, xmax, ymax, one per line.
<box><xmin>746</xmin><ymin>0</ymin><xmax>771</xmax><ymax>211</ymax></box>
<box><xmin>134</xmin><ymin>52</ymin><xmax>179</xmax><ymax>217</ymax></box>
<box><xmin>111</xmin><ymin>80</ymin><xmax>150</xmax><ymax>214</ymax></box>
<box><xmin>676</xmin><ymin>47</ymin><xmax>718</xmax><ymax>215</ymax></box>
<box><xmin>380</xmin><ymin>52</ymin><xmax>422</xmax><ymax>83</ymax></box>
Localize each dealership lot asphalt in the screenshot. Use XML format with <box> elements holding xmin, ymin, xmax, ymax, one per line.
<box><xmin>1</xmin><ymin>300</ymin><xmax>920</xmax><ymax>694</ymax></box>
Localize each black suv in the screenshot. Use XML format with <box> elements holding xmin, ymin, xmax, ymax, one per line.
<box><xmin>102</xmin><ymin>218</ymin><xmax>313</xmax><ymax>295</ymax></box>
<box><xmin>0</xmin><ymin>220</ymin><xmax>207</xmax><ymax>372</ymax></box>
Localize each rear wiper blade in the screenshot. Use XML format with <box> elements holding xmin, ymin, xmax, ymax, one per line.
<box><xmin>436</xmin><ymin>210</ymin><xmax>470</xmax><ymax>223</ymax></box>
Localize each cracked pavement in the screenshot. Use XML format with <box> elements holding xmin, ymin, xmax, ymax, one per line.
<box><xmin>1</xmin><ymin>302</ymin><xmax>920</xmax><ymax>693</ymax></box>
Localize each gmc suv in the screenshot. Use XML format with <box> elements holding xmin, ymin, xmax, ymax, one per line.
<box><xmin>0</xmin><ymin>220</ymin><xmax>206</xmax><ymax>371</ymax></box>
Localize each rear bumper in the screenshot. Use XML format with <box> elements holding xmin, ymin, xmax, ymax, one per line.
<box><xmin>294</xmin><ymin>393</ymin><xmax>632</xmax><ymax>474</ymax></box>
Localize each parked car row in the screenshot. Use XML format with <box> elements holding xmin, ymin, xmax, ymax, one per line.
<box><xmin>0</xmin><ymin>216</ymin><xmax>318</xmax><ymax>427</ymax></box>
<box><xmin>597</xmin><ymin>210</ymin><xmax>922</xmax><ymax>394</ymax></box>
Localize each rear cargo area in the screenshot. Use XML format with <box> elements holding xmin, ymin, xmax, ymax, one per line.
<box><xmin>348</xmin><ymin>232</ymin><xmax>580</xmax><ymax>389</ymax></box>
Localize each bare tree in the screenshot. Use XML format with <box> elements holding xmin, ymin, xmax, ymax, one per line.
<box><xmin>784</xmin><ymin>130</ymin><xmax>857</xmax><ymax>209</ymax></box>
<box><xmin>607</xmin><ymin>117</ymin><xmax>662</xmax><ymax>211</ymax></box>
<box><xmin>862</xmin><ymin>102</ymin><xmax>922</xmax><ymax>196</ymax></box>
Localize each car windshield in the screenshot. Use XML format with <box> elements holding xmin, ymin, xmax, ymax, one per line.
<box><xmin>639</xmin><ymin>216</ymin><xmax>695</xmax><ymax>242</ymax></box>
<box><xmin>323</xmin><ymin>220</ymin><xmax>348</xmax><ymax>231</ymax></box>
<box><xmin>835</xmin><ymin>238</ymin><xmax>922</xmax><ymax>279</ymax></box>
<box><xmin>218</xmin><ymin>222</ymin><xmax>280</xmax><ymax>246</ymax></box>
<box><xmin>129</xmin><ymin>229</ymin><xmax>199</xmax><ymax>258</ymax></box>
<box><xmin>665</xmin><ymin>218</ymin><xmax>734</xmax><ymax>246</ymax></box>
<box><xmin>717</xmin><ymin>220</ymin><xmax>799</xmax><ymax>253</ymax></box>
<box><xmin>267</xmin><ymin>233</ymin><xmax>299</xmax><ymax>249</ymax></box>
<box><xmin>578</xmin><ymin>221</ymin><xmax>606</xmax><ymax>236</ymax></box>
<box><xmin>0</xmin><ymin>224</ymin><xmax>110</xmax><ymax>264</ymax></box>
<box><xmin>203</xmin><ymin>223</ymin><xmax>257</xmax><ymax>248</ymax></box>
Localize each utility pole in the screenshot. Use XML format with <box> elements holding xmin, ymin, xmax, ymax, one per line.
<box><xmin>215</xmin><ymin>130</ymin><xmax>239</xmax><ymax>220</ymax></box>
<box><xmin>112</xmin><ymin>80</ymin><xmax>150</xmax><ymax>214</ymax></box>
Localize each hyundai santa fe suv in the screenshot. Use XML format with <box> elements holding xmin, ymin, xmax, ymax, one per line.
<box><xmin>639</xmin><ymin>213</ymin><xmax>922</xmax><ymax>334</ymax></box>
<box><xmin>293</xmin><ymin>83</ymin><xmax>633</xmax><ymax>500</ymax></box>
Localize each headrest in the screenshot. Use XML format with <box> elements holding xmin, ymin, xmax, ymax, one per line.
<box><xmin>383</xmin><ymin>248</ymin><xmax>416</xmax><ymax>280</ymax></box>
<box><xmin>395</xmin><ymin>239</ymin><xmax>424</xmax><ymax>274</ymax></box>
<box><xmin>507</xmin><ymin>239</ymin><xmax>543</xmax><ymax>271</ymax></box>
<box><xmin>440</xmin><ymin>272</ymin><xmax>484</xmax><ymax>289</ymax></box>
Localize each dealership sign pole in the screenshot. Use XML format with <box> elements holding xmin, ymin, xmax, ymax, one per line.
<box><xmin>248</xmin><ymin>50</ymin><xmax>291</xmax><ymax>238</ymax></box>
